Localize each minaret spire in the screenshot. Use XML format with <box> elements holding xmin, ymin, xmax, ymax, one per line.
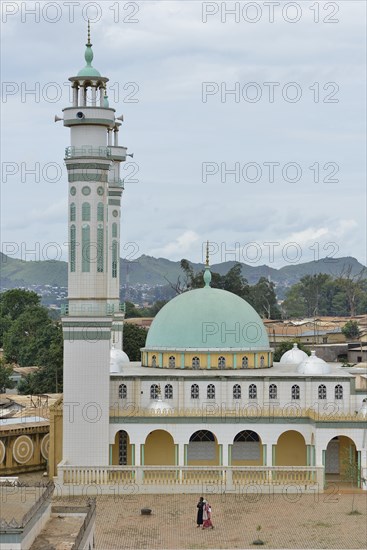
<box><xmin>87</xmin><ymin>19</ymin><xmax>91</xmax><ymax>46</ymax></box>
<box><xmin>203</xmin><ymin>240</ymin><xmax>212</xmax><ymax>288</ymax></box>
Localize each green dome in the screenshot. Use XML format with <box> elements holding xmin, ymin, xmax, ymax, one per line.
<box><xmin>145</xmin><ymin>287</ymin><xmax>270</xmax><ymax>350</ymax></box>
<box><xmin>77</xmin><ymin>43</ymin><xmax>101</xmax><ymax>78</ymax></box>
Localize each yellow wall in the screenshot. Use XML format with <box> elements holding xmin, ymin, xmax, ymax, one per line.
<box><xmin>276</xmin><ymin>431</ymin><xmax>306</xmax><ymax>466</ymax></box>
<box><xmin>146</xmin><ymin>351</ymin><xmax>272</xmax><ymax>369</ymax></box>
<box><xmin>338</xmin><ymin>436</ymin><xmax>357</xmax><ymax>477</ymax></box>
<box><xmin>0</xmin><ymin>431</ymin><xmax>48</xmax><ymax>475</ymax></box>
<box><xmin>144</xmin><ymin>430</ymin><xmax>175</xmax><ymax>465</ymax></box>
<box><xmin>111</xmin><ymin>431</ymin><xmax>132</xmax><ymax>465</ymax></box>
<box><xmin>49</xmin><ymin>396</ymin><xmax>63</xmax><ymax>477</ymax></box>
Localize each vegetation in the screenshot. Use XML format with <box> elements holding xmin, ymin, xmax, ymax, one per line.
<box><xmin>0</xmin><ymin>359</ymin><xmax>15</xmax><ymax>392</ymax></box>
<box><xmin>341</xmin><ymin>320</ymin><xmax>361</xmax><ymax>340</ymax></box>
<box><xmin>123</xmin><ymin>323</ymin><xmax>147</xmax><ymax>361</ymax></box>
<box><xmin>341</xmin><ymin>448</ymin><xmax>365</xmax><ymax>515</ymax></box>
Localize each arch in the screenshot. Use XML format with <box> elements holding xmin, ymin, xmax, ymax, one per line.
<box><xmin>164</xmin><ymin>384</ymin><xmax>173</xmax><ymax>399</ymax></box>
<box><xmin>191</xmin><ymin>384</ymin><xmax>199</xmax><ymax>399</ymax></box>
<box><xmin>112</xmin><ymin>222</ymin><xmax>118</xmax><ymax>238</ymax></box>
<box><xmin>187</xmin><ymin>430</ymin><xmax>219</xmax><ymax>466</ymax></box>
<box><xmin>233</xmin><ymin>384</ymin><xmax>241</xmax><ymax>399</ymax></box>
<box><xmin>192</xmin><ymin>356</ymin><xmax>200</xmax><ymax>369</ymax></box>
<box><xmin>150</xmin><ymin>384</ymin><xmax>159</xmax><ymax>399</ymax></box>
<box><xmin>145</xmin><ymin>430</ymin><xmax>175</xmax><ymax>465</ymax></box>
<box><xmin>291</xmin><ymin>384</ymin><xmax>300</xmax><ymax>400</ymax></box>
<box><xmin>325</xmin><ymin>435</ymin><xmax>358</xmax><ymax>483</ymax></box>
<box><xmin>82</xmin><ymin>202</ymin><xmax>91</xmax><ymax>221</ymax></box>
<box><xmin>276</xmin><ymin>430</ymin><xmax>306</xmax><ymax>466</ymax></box>
<box><xmin>218</xmin><ymin>356</ymin><xmax>226</xmax><ymax>369</ymax></box>
<box><xmin>112</xmin><ymin>240</ymin><xmax>118</xmax><ymax>278</ymax></box>
<box><xmin>269</xmin><ymin>384</ymin><xmax>277</xmax><ymax>400</ymax></box>
<box><xmin>70</xmin><ymin>224</ymin><xmax>76</xmax><ymax>272</ymax></box>
<box><xmin>260</xmin><ymin>355</ymin><xmax>265</xmax><ymax>367</ymax></box>
<box><xmin>241</xmin><ymin>356</ymin><xmax>249</xmax><ymax>369</ymax></box>
<box><xmin>335</xmin><ymin>384</ymin><xmax>343</xmax><ymax>400</ymax></box>
<box><xmin>248</xmin><ymin>384</ymin><xmax>257</xmax><ymax>399</ymax></box>
<box><xmin>118</xmin><ymin>383</ymin><xmax>127</xmax><ymax>399</ymax></box>
<box><xmin>81</xmin><ymin>224</ymin><xmax>90</xmax><ymax>272</ymax></box>
<box><xmin>168</xmin><ymin>356</ymin><xmax>175</xmax><ymax>368</ymax></box>
<box><xmin>70</xmin><ymin>202</ymin><xmax>76</xmax><ymax>221</ymax></box>
<box><xmin>97</xmin><ymin>224</ymin><xmax>104</xmax><ymax>273</ymax></box>
<box><xmin>232</xmin><ymin>430</ymin><xmax>263</xmax><ymax>466</ymax></box>
<box><xmin>207</xmin><ymin>384</ymin><xmax>215</xmax><ymax>399</ymax></box>
<box><xmin>151</xmin><ymin>355</ymin><xmax>157</xmax><ymax>368</ymax></box>
<box><xmin>111</xmin><ymin>430</ymin><xmax>132</xmax><ymax>465</ymax></box>
<box><xmin>318</xmin><ymin>384</ymin><xmax>327</xmax><ymax>400</ymax></box>
<box><xmin>97</xmin><ymin>202</ymin><xmax>104</xmax><ymax>221</ymax></box>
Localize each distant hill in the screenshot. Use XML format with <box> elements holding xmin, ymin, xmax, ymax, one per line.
<box><xmin>1</xmin><ymin>252</ymin><xmax>365</xmax><ymax>295</ymax></box>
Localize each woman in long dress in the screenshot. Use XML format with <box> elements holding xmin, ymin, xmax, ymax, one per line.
<box><xmin>202</xmin><ymin>500</ymin><xmax>214</xmax><ymax>529</ymax></box>
<box><xmin>196</xmin><ymin>497</ymin><xmax>204</xmax><ymax>527</ymax></box>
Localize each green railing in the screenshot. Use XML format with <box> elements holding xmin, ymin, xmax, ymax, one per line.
<box><xmin>61</xmin><ymin>303</ymin><xmax>125</xmax><ymax>316</ymax></box>
<box><xmin>65</xmin><ymin>146</ymin><xmax>111</xmax><ymax>159</ymax></box>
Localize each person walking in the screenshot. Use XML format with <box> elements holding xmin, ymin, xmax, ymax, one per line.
<box><xmin>196</xmin><ymin>496</ymin><xmax>204</xmax><ymax>527</ymax></box>
<box><xmin>202</xmin><ymin>500</ymin><xmax>214</xmax><ymax>529</ymax></box>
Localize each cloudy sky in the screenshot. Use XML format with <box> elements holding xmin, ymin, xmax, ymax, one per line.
<box><xmin>1</xmin><ymin>1</ymin><xmax>366</xmax><ymax>269</ymax></box>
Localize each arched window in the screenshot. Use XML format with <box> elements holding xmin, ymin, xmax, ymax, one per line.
<box><xmin>169</xmin><ymin>356</ymin><xmax>175</xmax><ymax>368</ymax></box>
<box><xmin>318</xmin><ymin>384</ymin><xmax>327</xmax><ymax>400</ymax></box>
<box><xmin>82</xmin><ymin>224</ymin><xmax>90</xmax><ymax>272</ymax></box>
<box><xmin>249</xmin><ymin>384</ymin><xmax>257</xmax><ymax>399</ymax></box>
<box><xmin>112</xmin><ymin>240</ymin><xmax>118</xmax><ymax>278</ymax></box>
<box><xmin>291</xmin><ymin>384</ymin><xmax>300</xmax><ymax>400</ymax></box>
<box><xmin>112</xmin><ymin>222</ymin><xmax>118</xmax><ymax>238</ymax></box>
<box><xmin>269</xmin><ymin>384</ymin><xmax>277</xmax><ymax>400</ymax></box>
<box><xmin>192</xmin><ymin>356</ymin><xmax>200</xmax><ymax>369</ymax></box>
<box><xmin>191</xmin><ymin>384</ymin><xmax>199</xmax><ymax>399</ymax></box>
<box><xmin>233</xmin><ymin>384</ymin><xmax>241</xmax><ymax>399</ymax></box>
<box><xmin>150</xmin><ymin>384</ymin><xmax>159</xmax><ymax>399</ymax></box>
<box><xmin>118</xmin><ymin>383</ymin><xmax>127</xmax><ymax>399</ymax></box>
<box><xmin>151</xmin><ymin>355</ymin><xmax>157</xmax><ymax>368</ymax></box>
<box><xmin>97</xmin><ymin>224</ymin><xmax>104</xmax><ymax>273</ymax></box>
<box><xmin>260</xmin><ymin>355</ymin><xmax>265</xmax><ymax>367</ymax></box>
<box><xmin>207</xmin><ymin>384</ymin><xmax>215</xmax><ymax>399</ymax></box>
<box><xmin>164</xmin><ymin>384</ymin><xmax>173</xmax><ymax>399</ymax></box>
<box><xmin>82</xmin><ymin>202</ymin><xmax>91</xmax><ymax>221</ymax></box>
<box><xmin>97</xmin><ymin>202</ymin><xmax>104</xmax><ymax>221</ymax></box>
<box><xmin>242</xmin><ymin>356</ymin><xmax>248</xmax><ymax>369</ymax></box>
<box><xmin>70</xmin><ymin>202</ymin><xmax>76</xmax><ymax>221</ymax></box>
<box><xmin>335</xmin><ymin>384</ymin><xmax>343</xmax><ymax>400</ymax></box>
<box><xmin>70</xmin><ymin>224</ymin><xmax>76</xmax><ymax>272</ymax></box>
<box><xmin>218</xmin><ymin>356</ymin><xmax>226</xmax><ymax>369</ymax></box>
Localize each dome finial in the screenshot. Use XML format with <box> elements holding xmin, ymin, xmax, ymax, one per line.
<box><xmin>87</xmin><ymin>19</ymin><xmax>91</xmax><ymax>46</ymax></box>
<box><xmin>203</xmin><ymin>240</ymin><xmax>212</xmax><ymax>288</ymax></box>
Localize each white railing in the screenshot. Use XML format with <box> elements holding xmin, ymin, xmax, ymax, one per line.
<box><xmin>58</xmin><ymin>465</ymin><xmax>323</xmax><ymax>493</ymax></box>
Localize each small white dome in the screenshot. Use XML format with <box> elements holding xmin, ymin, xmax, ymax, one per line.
<box><xmin>297</xmin><ymin>350</ymin><xmax>331</xmax><ymax>375</ymax></box>
<box><xmin>110</xmin><ymin>345</ymin><xmax>130</xmax><ymax>373</ymax></box>
<box><xmin>280</xmin><ymin>343</ymin><xmax>308</xmax><ymax>366</ymax></box>
<box><xmin>148</xmin><ymin>397</ymin><xmax>173</xmax><ymax>415</ymax></box>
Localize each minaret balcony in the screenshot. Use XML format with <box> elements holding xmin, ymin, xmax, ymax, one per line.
<box><xmin>61</xmin><ymin>303</ymin><xmax>125</xmax><ymax>316</ymax></box>
<box><xmin>109</xmin><ymin>146</ymin><xmax>127</xmax><ymax>162</ymax></box>
<box><xmin>109</xmin><ymin>179</ymin><xmax>124</xmax><ymax>189</ymax></box>
<box><xmin>65</xmin><ymin>146</ymin><xmax>112</xmax><ymax>159</ymax></box>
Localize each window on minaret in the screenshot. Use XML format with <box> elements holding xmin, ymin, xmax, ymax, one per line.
<box><xmin>291</xmin><ymin>384</ymin><xmax>300</xmax><ymax>400</ymax></box>
<box><xmin>70</xmin><ymin>225</ymin><xmax>76</xmax><ymax>272</ymax></box>
<box><xmin>191</xmin><ymin>384</ymin><xmax>199</xmax><ymax>399</ymax></box>
<box><xmin>318</xmin><ymin>384</ymin><xmax>327</xmax><ymax>400</ymax></box>
<box><xmin>150</xmin><ymin>384</ymin><xmax>159</xmax><ymax>399</ymax></box>
<box><xmin>192</xmin><ymin>357</ymin><xmax>200</xmax><ymax>369</ymax></box>
<box><xmin>233</xmin><ymin>384</ymin><xmax>241</xmax><ymax>399</ymax></box>
<box><xmin>112</xmin><ymin>223</ymin><xmax>118</xmax><ymax>238</ymax></box>
<box><xmin>218</xmin><ymin>356</ymin><xmax>226</xmax><ymax>369</ymax></box>
<box><xmin>118</xmin><ymin>384</ymin><xmax>127</xmax><ymax>399</ymax></box>
<box><xmin>97</xmin><ymin>202</ymin><xmax>104</xmax><ymax>221</ymax></box>
<box><xmin>70</xmin><ymin>202</ymin><xmax>76</xmax><ymax>221</ymax></box>
<box><xmin>207</xmin><ymin>384</ymin><xmax>215</xmax><ymax>399</ymax></box>
<box><xmin>169</xmin><ymin>356</ymin><xmax>175</xmax><ymax>368</ymax></box>
<box><xmin>82</xmin><ymin>202</ymin><xmax>91</xmax><ymax>221</ymax></box>
<box><xmin>249</xmin><ymin>384</ymin><xmax>257</xmax><ymax>399</ymax></box>
<box><xmin>260</xmin><ymin>355</ymin><xmax>265</xmax><ymax>367</ymax></box>
<box><xmin>335</xmin><ymin>384</ymin><xmax>343</xmax><ymax>400</ymax></box>
<box><xmin>242</xmin><ymin>356</ymin><xmax>249</xmax><ymax>369</ymax></box>
<box><xmin>165</xmin><ymin>384</ymin><xmax>173</xmax><ymax>399</ymax></box>
<box><xmin>81</xmin><ymin>224</ymin><xmax>90</xmax><ymax>272</ymax></box>
<box><xmin>97</xmin><ymin>225</ymin><xmax>104</xmax><ymax>273</ymax></box>
<box><xmin>269</xmin><ymin>384</ymin><xmax>277</xmax><ymax>399</ymax></box>
<box><xmin>112</xmin><ymin>240</ymin><xmax>118</xmax><ymax>278</ymax></box>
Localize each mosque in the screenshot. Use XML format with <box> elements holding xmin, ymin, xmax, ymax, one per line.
<box><xmin>52</xmin><ymin>26</ymin><xmax>367</xmax><ymax>495</ymax></box>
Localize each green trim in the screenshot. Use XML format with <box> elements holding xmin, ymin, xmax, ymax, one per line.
<box><xmin>63</xmin><ymin>330</ymin><xmax>111</xmax><ymax>341</ymax></box>
<box><xmin>322</xmin><ymin>450</ymin><xmax>326</xmax><ymax>489</ymax></box>
<box><xmin>207</xmin><ymin>354</ymin><xmax>211</xmax><ymax>369</ymax></box>
<box><xmin>141</xmin><ymin>444</ymin><xmax>144</xmax><ymax>467</ymax></box>
<box><xmin>64</xmin><ymin>118</ymin><xmax>115</xmax><ymax>127</ymax></box>
<box><xmin>254</xmin><ymin>354</ymin><xmax>258</xmax><ymax>368</ymax></box>
<box><xmin>175</xmin><ymin>444</ymin><xmax>178</xmax><ymax>466</ymax></box>
<box><xmin>109</xmin><ymin>444</ymin><xmax>112</xmax><ymax>465</ymax></box>
<box><xmin>233</xmin><ymin>354</ymin><xmax>237</xmax><ymax>369</ymax></box>
<box><xmin>184</xmin><ymin>444</ymin><xmax>188</xmax><ymax>465</ymax></box>
<box><xmin>159</xmin><ymin>354</ymin><xmax>163</xmax><ymax>368</ymax></box>
<box><xmin>68</xmin><ymin>173</ymin><xmax>108</xmax><ymax>183</ymax></box>
<box><xmin>306</xmin><ymin>445</ymin><xmax>310</xmax><ymax>466</ymax></box>
<box><xmin>66</xmin><ymin>163</ymin><xmax>109</xmax><ymax>170</ymax></box>
<box><xmin>108</xmin><ymin>191</ymin><xmax>121</xmax><ymax>197</ymax></box>
<box><xmin>219</xmin><ymin>444</ymin><xmax>223</xmax><ymax>466</ymax></box>
<box><xmin>63</xmin><ymin>321</ymin><xmax>112</xmax><ymax>327</ymax></box>
<box><xmin>108</xmin><ymin>199</ymin><xmax>121</xmax><ymax>206</ymax></box>
<box><xmin>272</xmin><ymin>444</ymin><xmax>276</xmax><ymax>466</ymax></box>
<box><xmin>181</xmin><ymin>353</ymin><xmax>185</xmax><ymax>369</ymax></box>
<box><xmin>263</xmin><ymin>444</ymin><xmax>267</xmax><ymax>466</ymax></box>
<box><xmin>131</xmin><ymin>444</ymin><xmax>135</xmax><ymax>466</ymax></box>
<box><xmin>228</xmin><ymin>444</ymin><xmax>232</xmax><ymax>466</ymax></box>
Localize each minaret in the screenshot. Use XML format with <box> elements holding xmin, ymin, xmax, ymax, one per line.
<box><xmin>60</xmin><ymin>24</ymin><xmax>128</xmax><ymax>466</ymax></box>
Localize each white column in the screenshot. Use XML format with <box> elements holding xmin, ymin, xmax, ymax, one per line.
<box><xmin>114</xmin><ymin>127</ymin><xmax>119</xmax><ymax>146</ymax></box>
<box><xmin>91</xmin><ymin>86</ymin><xmax>97</xmax><ymax>106</ymax></box>
<box><xmin>81</xmin><ymin>86</ymin><xmax>86</xmax><ymax>106</ymax></box>
<box><xmin>73</xmin><ymin>85</ymin><xmax>78</xmax><ymax>107</ymax></box>
<box><xmin>100</xmin><ymin>87</ymin><xmax>104</xmax><ymax>106</ymax></box>
<box><xmin>108</xmin><ymin>129</ymin><xmax>113</xmax><ymax>146</ymax></box>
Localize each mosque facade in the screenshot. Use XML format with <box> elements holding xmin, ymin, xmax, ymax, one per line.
<box><xmin>54</xmin><ymin>28</ymin><xmax>367</xmax><ymax>495</ymax></box>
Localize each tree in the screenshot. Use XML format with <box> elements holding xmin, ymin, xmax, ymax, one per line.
<box><xmin>273</xmin><ymin>341</ymin><xmax>311</xmax><ymax>362</ymax></box>
<box><xmin>342</xmin><ymin>321</ymin><xmax>360</xmax><ymax>341</ymax></box>
<box><xmin>123</xmin><ymin>323</ymin><xmax>147</xmax><ymax>361</ymax></box>
<box><xmin>125</xmin><ymin>301</ymin><xmax>142</xmax><ymax>319</ymax></box>
<box><xmin>0</xmin><ymin>289</ymin><xmax>40</xmax><ymax>320</ymax></box>
<box><xmin>248</xmin><ymin>277</ymin><xmax>281</xmax><ymax>319</ymax></box>
<box><xmin>0</xmin><ymin>359</ymin><xmax>15</xmax><ymax>392</ymax></box>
